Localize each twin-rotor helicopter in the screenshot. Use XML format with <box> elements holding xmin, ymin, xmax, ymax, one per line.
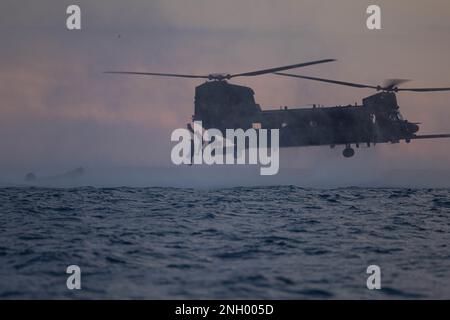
<box><xmin>106</xmin><ymin>59</ymin><xmax>450</xmax><ymax>157</ymax></box>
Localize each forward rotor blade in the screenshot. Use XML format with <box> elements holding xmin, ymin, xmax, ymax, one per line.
<box><xmin>274</xmin><ymin>73</ymin><xmax>378</xmax><ymax>89</ymax></box>
<box><xmin>397</xmin><ymin>87</ymin><xmax>450</xmax><ymax>92</ymax></box>
<box><xmin>104</xmin><ymin>71</ymin><xmax>209</xmax><ymax>79</ymax></box>
<box><xmin>230</xmin><ymin>59</ymin><xmax>336</xmax><ymax>78</ymax></box>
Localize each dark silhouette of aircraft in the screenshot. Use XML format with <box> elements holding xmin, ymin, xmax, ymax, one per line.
<box><xmin>106</xmin><ymin>60</ymin><xmax>450</xmax><ymax>157</ymax></box>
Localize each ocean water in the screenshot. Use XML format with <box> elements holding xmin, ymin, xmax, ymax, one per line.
<box><xmin>0</xmin><ymin>186</ymin><xmax>449</xmax><ymax>299</ymax></box>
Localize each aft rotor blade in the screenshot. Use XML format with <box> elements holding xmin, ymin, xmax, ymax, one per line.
<box><xmin>230</xmin><ymin>59</ymin><xmax>336</xmax><ymax>78</ymax></box>
<box><xmin>411</xmin><ymin>134</ymin><xmax>450</xmax><ymax>139</ymax></box>
<box><xmin>397</xmin><ymin>87</ymin><xmax>450</xmax><ymax>92</ymax></box>
<box><xmin>274</xmin><ymin>73</ymin><xmax>378</xmax><ymax>89</ymax></box>
<box><xmin>104</xmin><ymin>71</ymin><xmax>209</xmax><ymax>79</ymax></box>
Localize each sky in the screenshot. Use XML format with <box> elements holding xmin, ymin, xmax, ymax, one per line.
<box><xmin>1</xmin><ymin>0</ymin><xmax>450</xmax><ymax>186</ymax></box>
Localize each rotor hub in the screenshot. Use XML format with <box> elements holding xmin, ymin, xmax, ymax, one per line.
<box><xmin>207</xmin><ymin>73</ymin><xmax>231</xmax><ymax>81</ymax></box>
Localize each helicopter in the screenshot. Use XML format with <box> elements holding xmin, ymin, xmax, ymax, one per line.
<box><xmin>106</xmin><ymin>59</ymin><xmax>450</xmax><ymax>158</ymax></box>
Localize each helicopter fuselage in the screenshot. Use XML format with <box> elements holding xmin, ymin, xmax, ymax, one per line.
<box><xmin>191</xmin><ymin>81</ymin><xmax>419</xmax><ymax>157</ymax></box>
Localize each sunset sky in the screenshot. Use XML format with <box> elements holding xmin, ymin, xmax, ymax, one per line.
<box><xmin>1</xmin><ymin>0</ymin><xmax>450</xmax><ymax>186</ymax></box>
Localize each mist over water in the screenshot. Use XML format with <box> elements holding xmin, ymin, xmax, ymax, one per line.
<box><xmin>1</xmin><ymin>166</ymin><xmax>450</xmax><ymax>189</ymax></box>
<box><xmin>2</xmin><ymin>143</ymin><xmax>449</xmax><ymax>188</ymax></box>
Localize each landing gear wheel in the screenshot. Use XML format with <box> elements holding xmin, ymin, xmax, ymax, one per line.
<box><xmin>343</xmin><ymin>147</ymin><xmax>355</xmax><ymax>158</ymax></box>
